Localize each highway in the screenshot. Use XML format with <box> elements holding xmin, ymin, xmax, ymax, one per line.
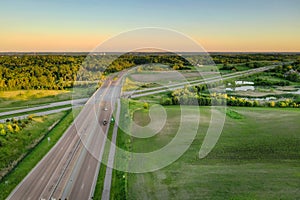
<box><xmin>101</xmin><ymin>98</ymin><xmax>121</xmax><ymax>200</ymax></box>
<box><xmin>6</xmin><ymin>63</ymin><xmax>290</xmax><ymax>200</ymax></box>
<box><xmin>7</xmin><ymin>75</ymin><xmax>122</xmax><ymax>200</ymax></box>
<box><xmin>126</xmin><ymin>63</ymin><xmax>284</xmax><ymax>98</ymax></box>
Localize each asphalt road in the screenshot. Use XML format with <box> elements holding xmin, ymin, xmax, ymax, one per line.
<box><xmin>101</xmin><ymin>98</ymin><xmax>121</xmax><ymax>200</ymax></box>
<box><xmin>127</xmin><ymin>64</ymin><xmax>282</xmax><ymax>98</ymax></box>
<box><xmin>6</xmin><ymin>63</ymin><xmax>289</xmax><ymax>200</ymax></box>
<box><xmin>0</xmin><ymin>107</ymin><xmax>74</xmax><ymax>123</ymax></box>
<box><xmin>7</xmin><ymin>76</ymin><xmax>122</xmax><ymax>200</ymax></box>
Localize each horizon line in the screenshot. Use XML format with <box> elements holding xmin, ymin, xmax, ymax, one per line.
<box><xmin>1</xmin><ymin>51</ymin><xmax>300</xmax><ymax>54</ymax></box>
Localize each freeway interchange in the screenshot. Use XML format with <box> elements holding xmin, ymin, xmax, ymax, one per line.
<box><xmin>6</xmin><ymin>62</ymin><xmax>287</xmax><ymax>200</ymax></box>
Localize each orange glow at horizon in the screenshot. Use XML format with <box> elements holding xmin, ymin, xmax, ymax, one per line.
<box><xmin>1</xmin><ymin>33</ymin><xmax>300</xmax><ymax>52</ymax></box>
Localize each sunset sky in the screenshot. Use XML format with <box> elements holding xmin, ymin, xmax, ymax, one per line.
<box><xmin>1</xmin><ymin>0</ymin><xmax>300</xmax><ymax>52</ymax></box>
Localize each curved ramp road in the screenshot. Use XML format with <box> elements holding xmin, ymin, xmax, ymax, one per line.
<box><xmin>7</xmin><ymin>63</ymin><xmax>292</xmax><ymax>199</ymax></box>
<box><xmin>0</xmin><ymin>98</ymin><xmax>88</xmax><ymax>117</ymax></box>
<box><xmin>7</xmin><ymin>77</ymin><xmax>122</xmax><ymax>200</ymax></box>
<box><xmin>0</xmin><ymin>107</ymin><xmax>72</xmax><ymax>123</ymax></box>
<box><xmin>124</xmin><ymin>63</ymin><xmax>288</xmax><ymax>98</ymax></box>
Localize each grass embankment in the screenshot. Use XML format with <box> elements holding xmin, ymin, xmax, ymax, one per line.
<box><xmin>0</xmin><ymin>104</ymin><xmax>71</xmax><ymax>120</ymax></box>
<box><xmin>0</xmin><ymin>90</ymin><xmax>69</xmax><ymax>100</ymax></box>
<box><xmin>108</xmin><ymin>100</ymin><xmax>155</xmax><ymax>199</ymax></box>
<box><xmin>0</xmin><ymin>90</ymin><xmax>70</xmax><ymax>111</ymax></box>
<box><xmin>93</xmin><ymin>121</ymin><xmax>114</xmax><ymax>199</ymax></box>
<box><xmin>126</xmin><ymin>105</ymin><xmax>300</xmax><ymax>199</ymax></box>
<box><xmin>0</xmin><ymin>108</ymin><xmax>80</xmax><ymax>200</ymax></box>
<box><xmin>122</xmin><ymin>77</ymin><xmax>160</xmax><ymax>92</ymax></box>
<box><xmin>0</xmin><ymin>87</ymin><xmax>96</xmax><ymax>112</ymax></box>
<box><xmin>110</xmin><ymin>127</ymin><xmax>130</xmax><ymax>200</ymax></box>
<box><xmin>0</xmin><ymin>113</ymin><xmax>66</xmax><ymax>176</ymax></box>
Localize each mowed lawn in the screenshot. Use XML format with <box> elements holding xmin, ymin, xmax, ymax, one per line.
<box><xmin>0</xmin><ymin>87</ymin><xmax>96</xmax><ymax>111</ymax></box>
<box><xmin>0</xmin><ymin>90</ymin><xmax>71</xmax><ymax>111</ymax></box>
<box><xmin>126</xmin><ymin>106</ymin><xmax>300</xmax><ymax>200</ymax></box>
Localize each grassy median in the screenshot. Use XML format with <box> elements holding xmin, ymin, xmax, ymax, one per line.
<box><xmin>0</xmin><ymin>87</ymin><xmax>95</xmax><ymax>112</ymax></box>
<box><xmin>93</xmin><ymin>120</ymin><xmax>115</xmax><ymax>200</ymax></box>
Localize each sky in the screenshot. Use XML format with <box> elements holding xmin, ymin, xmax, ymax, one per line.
<box><xmin>1</xmin><ymin>0</ymin><xmax>300</xmax><ymax>52</ymax></box>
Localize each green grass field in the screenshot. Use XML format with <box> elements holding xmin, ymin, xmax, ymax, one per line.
<box><xmin>0</xmin><ymin>112</ymin><xmax>66</xmax><ymax>176</ymax></box>
<box><xmin>124</xmin><ymin>105</ymin><xmax>300</xmax><ymax>200</ymax></box>
<box><xmin>0</xmin><ymin>87</ymin><xmax>96</xmax><ymax>111</ymax></box>
<box><xmin>0</xmin><ymin>108</ymin><xmax>80</xmax><ymax>199</ymax></box>
<box><xmin>0</xmin><ymin>90</ymin><xmax>71</xmax><ymax>110</ymax></box>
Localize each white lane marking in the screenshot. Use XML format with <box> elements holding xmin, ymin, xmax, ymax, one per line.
<box><xmin>81</xmin><ymin>183</ymin><xmax>85</xmax><ymax>190</ymax></box>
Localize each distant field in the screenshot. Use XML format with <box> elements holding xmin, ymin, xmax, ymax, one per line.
<box><xmin>125</xmin><ymin>105</ymin><xmax>300</xmax><ymax>199</ymax></box>
<box><xmin>128</xmin><ymin>71</ymin><xmax>218</xmax><ymax>83</ymax></box>
<box><xmin>0</xmin><ymin>87</ymin><xmax>96</xmax><ymax>111</ymax></box>
<box><xmin>122</xmin><ymin>65</ymin><xmax>221</xmax><ymax>92</ymax></box>
<box><xmin>0</xmin><ymin>90</ymin><xmax>69</xmax><ymax>100</ymax></box>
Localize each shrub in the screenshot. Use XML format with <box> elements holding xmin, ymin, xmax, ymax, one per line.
<box><xmin>28</xmin><ymin>114</ymin><xmax>35</xmax><ymax>121</ymax></box>
<box><xmin>21</xmin><ymin>122</ymin><xmax>26</xmax><ymax>128</ymax></box>
<box><xmin>269</xmin><ymin>101</ymin><xmax>276</xmax><ymax>107</ymax></box>
<box><xmin>14</xmin><ymin>124</ymin><xmax>20</xmax><ymax>132</ymax></box>
<box><xmin>7</xmin><ymin>124</ymin><xmax>14</xmax><ymax>133</ymax></box>
<box><xmin>12</xmin><ymin>118</ymin><xmax>18</xmax><ymax>124</ymax></box>
<box><xmin>143</xmin><ymin>102</ymin><xmax>149</xmax><ymax>109</ymax></box>
<box><xmin>253</xmin><ymin>101</ymin><xmax>260</xmax><ymax>107</ymax></box>
<box><xmin>160</xmin><ymin>97</ymin><xmax>172</xmax><ymax>105</ymax></box>
<box><xmin>0</xmin><ymin>129</ymin><xmax>6</xmax><ymax>136</ymax></box>
<box><xmin>278</xmin><ymin>102</ymin><xmax>287</xmax><ymax>107</ymax></box>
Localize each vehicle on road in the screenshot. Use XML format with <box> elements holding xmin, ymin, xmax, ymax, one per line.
<box><xmin>103</xmin><ymin>119</ymin><xmax>108</xmax><ymax>125</ymax></box>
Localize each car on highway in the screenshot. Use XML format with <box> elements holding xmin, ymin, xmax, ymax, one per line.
<box><xmin>103</xmin><ymin>119</ymin><xmax>108</xmax><ymax>125</ymax></box>
<box><xmin>104</xmin><ymin>107</ymin><xmax>108</xmax><ymax>111</ymax></box>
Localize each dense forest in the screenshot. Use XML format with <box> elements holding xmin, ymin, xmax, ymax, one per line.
<box><xmin>0</xmin><ymin>53</ymin><xmax>299</xmax><ymax>90</ymax></box>
<box><xmin>0</xmin><ymin>55</ymin><xmax>84</xmax><ymax>90</ymax></box>
<box><xmin>0</xmin><ymin>53</ymin><xmax>192</xmax><ymax>90</ymax></box>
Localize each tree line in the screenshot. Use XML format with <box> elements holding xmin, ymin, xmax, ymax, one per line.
<box><xmin>1</xmin><ymin>53</ymin><xmax>299</xmax><ymax>91</ymax></box>
<box><xmin>0</xmin><ymin>54</ymin><xmax>192</xmax><ymax>90</ymax></box>
<box><xmin>211</xmin><ymin>53</ymin><xmax>300</xmax><ymax>65</ymax></box>
<box><xmin>0</xmin><ymin>55</ymin><xmax>84</xmax><ymax>90</ymax></box>
<box><xmin>160</xmin><ymin>85</ymin><xmax>300</xmax><ymax>108</ymax></box>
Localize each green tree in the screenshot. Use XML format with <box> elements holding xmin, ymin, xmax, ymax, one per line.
<box><xmin>0</xmin><ymin>129</ymin><xmax>6</xmax><ymax>136</ymax></box>
<box><xmin>143</xmin><ymin>102</ymin><xmax>149</xmax><ymax>109</ymax></box>
<box><xmin>7</xmin><ymin>124</ymin><xmax>13</xmax><ymax>133</ymax></box>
